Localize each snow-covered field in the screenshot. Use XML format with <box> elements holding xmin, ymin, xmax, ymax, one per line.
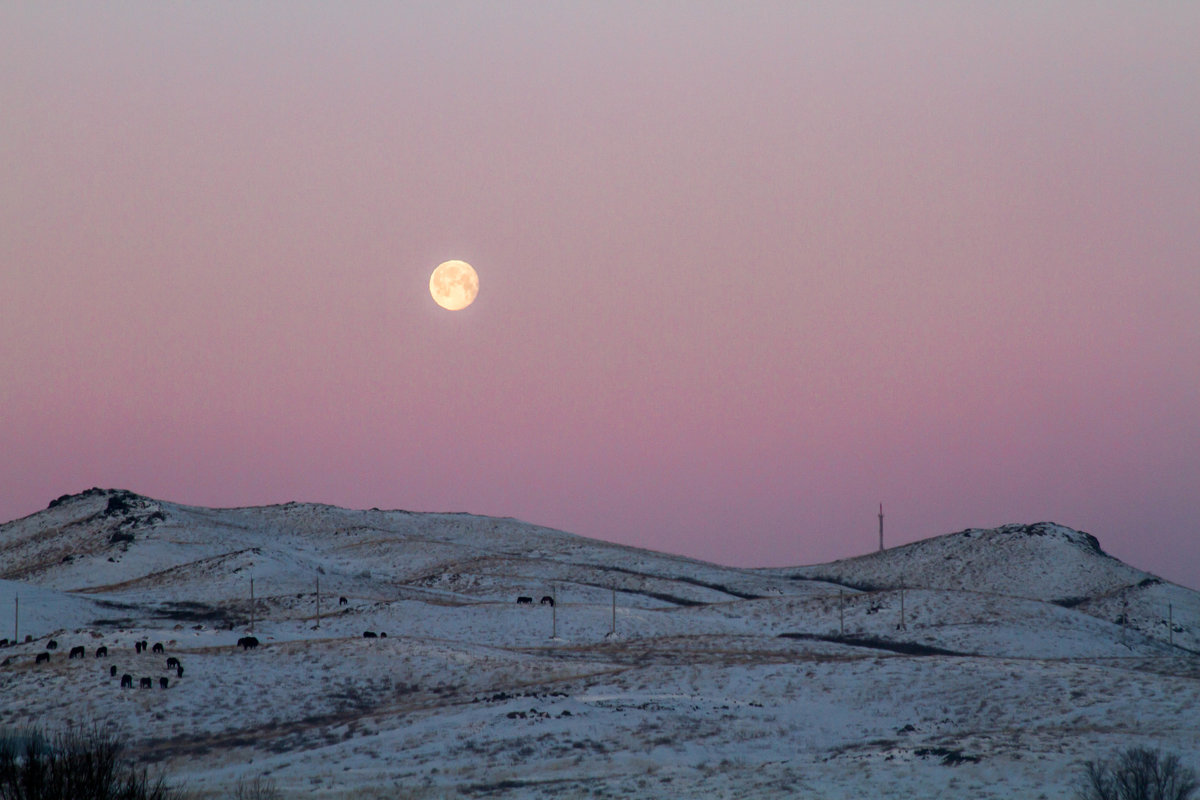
<box><xmin>2</xmin><ymin>489</ymin><xmax>1198</xmax><ymax>798</ymax></box>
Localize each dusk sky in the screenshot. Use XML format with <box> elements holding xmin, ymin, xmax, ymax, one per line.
<box><xmin>3</xmin><ymin>4</ymin><xmax>1198</xmax><ymax>588</ymax></box>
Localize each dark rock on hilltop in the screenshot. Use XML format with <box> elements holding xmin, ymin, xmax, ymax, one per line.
<box><xmin>47</xmin><ymin>486</ymin><xmax>111</xmax><ymax>509</ymax></box>
<box><xmin>105</xmin><ymin>491</ymin><xmax>137</xmax><ymax>516</ymax></box>
<box><xmin>46</xmin><ymin>487</ymin><xmax>161</xmax><ymax>521</ymax></box>
<box><xmin>995</xmin><ymin>521</ymin><xmax>1105</xmax><ymax>556</ymax></box>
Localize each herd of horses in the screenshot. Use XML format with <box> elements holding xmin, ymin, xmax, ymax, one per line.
<box><xmin>4</xmin><ymin>637</ymin><xmax>187</xmax><ymax>688</ymax></box>
<box><xmin>2</xmin><ymin>592</ymin><xmax>555</xmax><ymax>677</ymax></box>
<box><xmin>7</xmin><ymin>627</ymin><xmax>390</xmax><ymax>674</ymax></box>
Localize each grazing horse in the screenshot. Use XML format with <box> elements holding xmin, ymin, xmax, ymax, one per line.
<box><xmin>339</xmin><ymin>596</ymin><xmax>348</xmax><ymax>605</ymax></box>
<box><xmin>166</xmin><ymin>657</ymin><xmax>180</xmax><ymax>670</ymax></box>
<box><xmin>139</xmin><ymin>677</ymin><xmax>153</xmax><ymax>689</ymax></box>
<box><xmin>47</xmin><ymin>639</ymin><xmax>58</xmax><ymax>650</ymax></box>
<box><xmin>110</xmin><ymin>665</ymin><xmax>118</xmax><ymax>677</ymax></box>
<box><xmin>237</xmin><ymin>636</ymin><xmax>259</xmax><ymax>650</ymax></box>
<box><xmin>95</xmin><ymin>646</ymin><xmax>108</xmax><ymax>658</ymax></box>
<box><xmin>159</xmin><ymin>677</ymin><xmax>169</xmax><ymax>689</ymax></box>
<box><xmin>362</xmin><ymin>631</ymin><xmax>377</xmax><ymax>638</ymax></box>
<box><xmin>35</xmin><ymin>652</ymin><xmax>50</xmax><ymax>664</ymax></box>
<box><xmin>176</xmin><ymin>664</ymin><xmax>184</xmax><ymax>678</ymax></box>
<box><xmin>121</xmin><ymin>674</ymin><xmax>133</xmax><ymax>688</ymax></box>
<box><xmin>517</xmin><ymin>596</ymin><xmax>533</xmax><ymax>605</ymax></box>
<box><xmin>540</xmin><ymin>596</ymin><xmax>554</xmax><ymax>606</ymax></box>
<box><xmin>69</xmin><ymin>645</ymin><xmax>86</xmax><ymax>659</ymax></box>
<box><xmin>151</xmin><ymin>642</ymin><xmax>164</xmax><ymax>654</ymax></box>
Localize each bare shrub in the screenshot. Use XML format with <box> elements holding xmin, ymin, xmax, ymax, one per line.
<box><xmin>233</xmin><ymin>775</ymin><xmax>282</xmax><ymax>800</ymax></box>
<box><xmin>0</xmin><ymin>724</ymin><xmax>180</xmax><ymax>800</ymax></box>
<box><xmin>1077</xmin><ymin>747</ymin><xmax>1198</xmax><ymax>800</ymax></box>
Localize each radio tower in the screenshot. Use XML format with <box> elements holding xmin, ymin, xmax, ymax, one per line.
<box><xmin>878</xmin><ymin>503</ymin><xmax>884</xmax><ymax>553</ymax></box>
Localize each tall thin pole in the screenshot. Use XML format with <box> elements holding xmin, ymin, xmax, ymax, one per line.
<box><xmin>878</xmin><ymin>503</ymin><xmax>884</xmax><ymax>553</ymax></box>
<box><xmin>839</xmin><ymin>590</ymin><xmax>844</xmax><ymax>636</ymax></box>
<box><xmin>315</xmin><ymin>576</ymin><xmax>321</xmax><ymax>630</ymax></box>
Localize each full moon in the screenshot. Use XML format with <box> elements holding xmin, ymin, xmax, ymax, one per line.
<box><xmin>429</xmin><ymin>260</ymin><xmax>479</xmax><ymax>311</ymax></box>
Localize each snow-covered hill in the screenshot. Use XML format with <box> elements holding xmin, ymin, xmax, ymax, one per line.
<box><xmin>2</xmin><ymin>489</ymin><xmax>1198</xmax><ymax>799</ymax></box>
<box><xmin>785</xmin><ymin>522</ymin><xmax>1147</xmax><ymax>601</ymax></box>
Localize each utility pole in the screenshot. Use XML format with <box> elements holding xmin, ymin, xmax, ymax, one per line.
<box><xmin>1121</xmin><ymin>599</ymin><xmax>1128</xmax><ymax>645</ymax></box>
<box><xmin>839</xmin><ymin>589</ymin><xmax>844</xmax><ymax>636</ymax></box>
<box><xmin>878</xmin><ymin>503</ymin><xmax>884</xmax><ymax>553</ymax></box>
<box><xmin>315</xmin><ymin>576</ymin><xmax>321</xmax><ymax>630</ymax></box>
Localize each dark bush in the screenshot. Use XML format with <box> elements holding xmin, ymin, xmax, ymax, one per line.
<box><xmin>0</xmin><ymin>724</ymin><xmax>181</xmax><ymax>800</ymax></box>
<box><xmin>233</xmin><ymin>774</ymin><xmax>282</xmax><ymax>800</ymax></box>
<box><xmin>1077</xmin><ymin>747</ymin><xmax>1198</xmax><ymax>800</ymax></box>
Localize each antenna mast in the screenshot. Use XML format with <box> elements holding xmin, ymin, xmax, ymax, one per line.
<box><xmin>878</xmin><ymin>503</ymin><xmax>884</xmax><ymax>553</ymax></box>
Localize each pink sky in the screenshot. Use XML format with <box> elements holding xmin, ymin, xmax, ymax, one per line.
<box><xmin>3</xmin><ymin>4</ymin><xmax>1198</xmax><ymax>588</ymax></box>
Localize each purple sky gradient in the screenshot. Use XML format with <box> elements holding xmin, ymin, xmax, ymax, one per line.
<box><xmin>3</xmin><ymin>4</ymin><xmax>1198</xmax><ymax>587</ymax></box>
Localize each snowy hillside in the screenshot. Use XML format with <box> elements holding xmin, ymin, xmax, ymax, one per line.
<box><xmin>2</xmin><ymin>489</ymin><xmax>1198</xmax><ymax>799</ymax></box>
<box><xmin>784</xmin><ymin>522</ymin><xmax>1147</xmax><ymax>600</ymax></box>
